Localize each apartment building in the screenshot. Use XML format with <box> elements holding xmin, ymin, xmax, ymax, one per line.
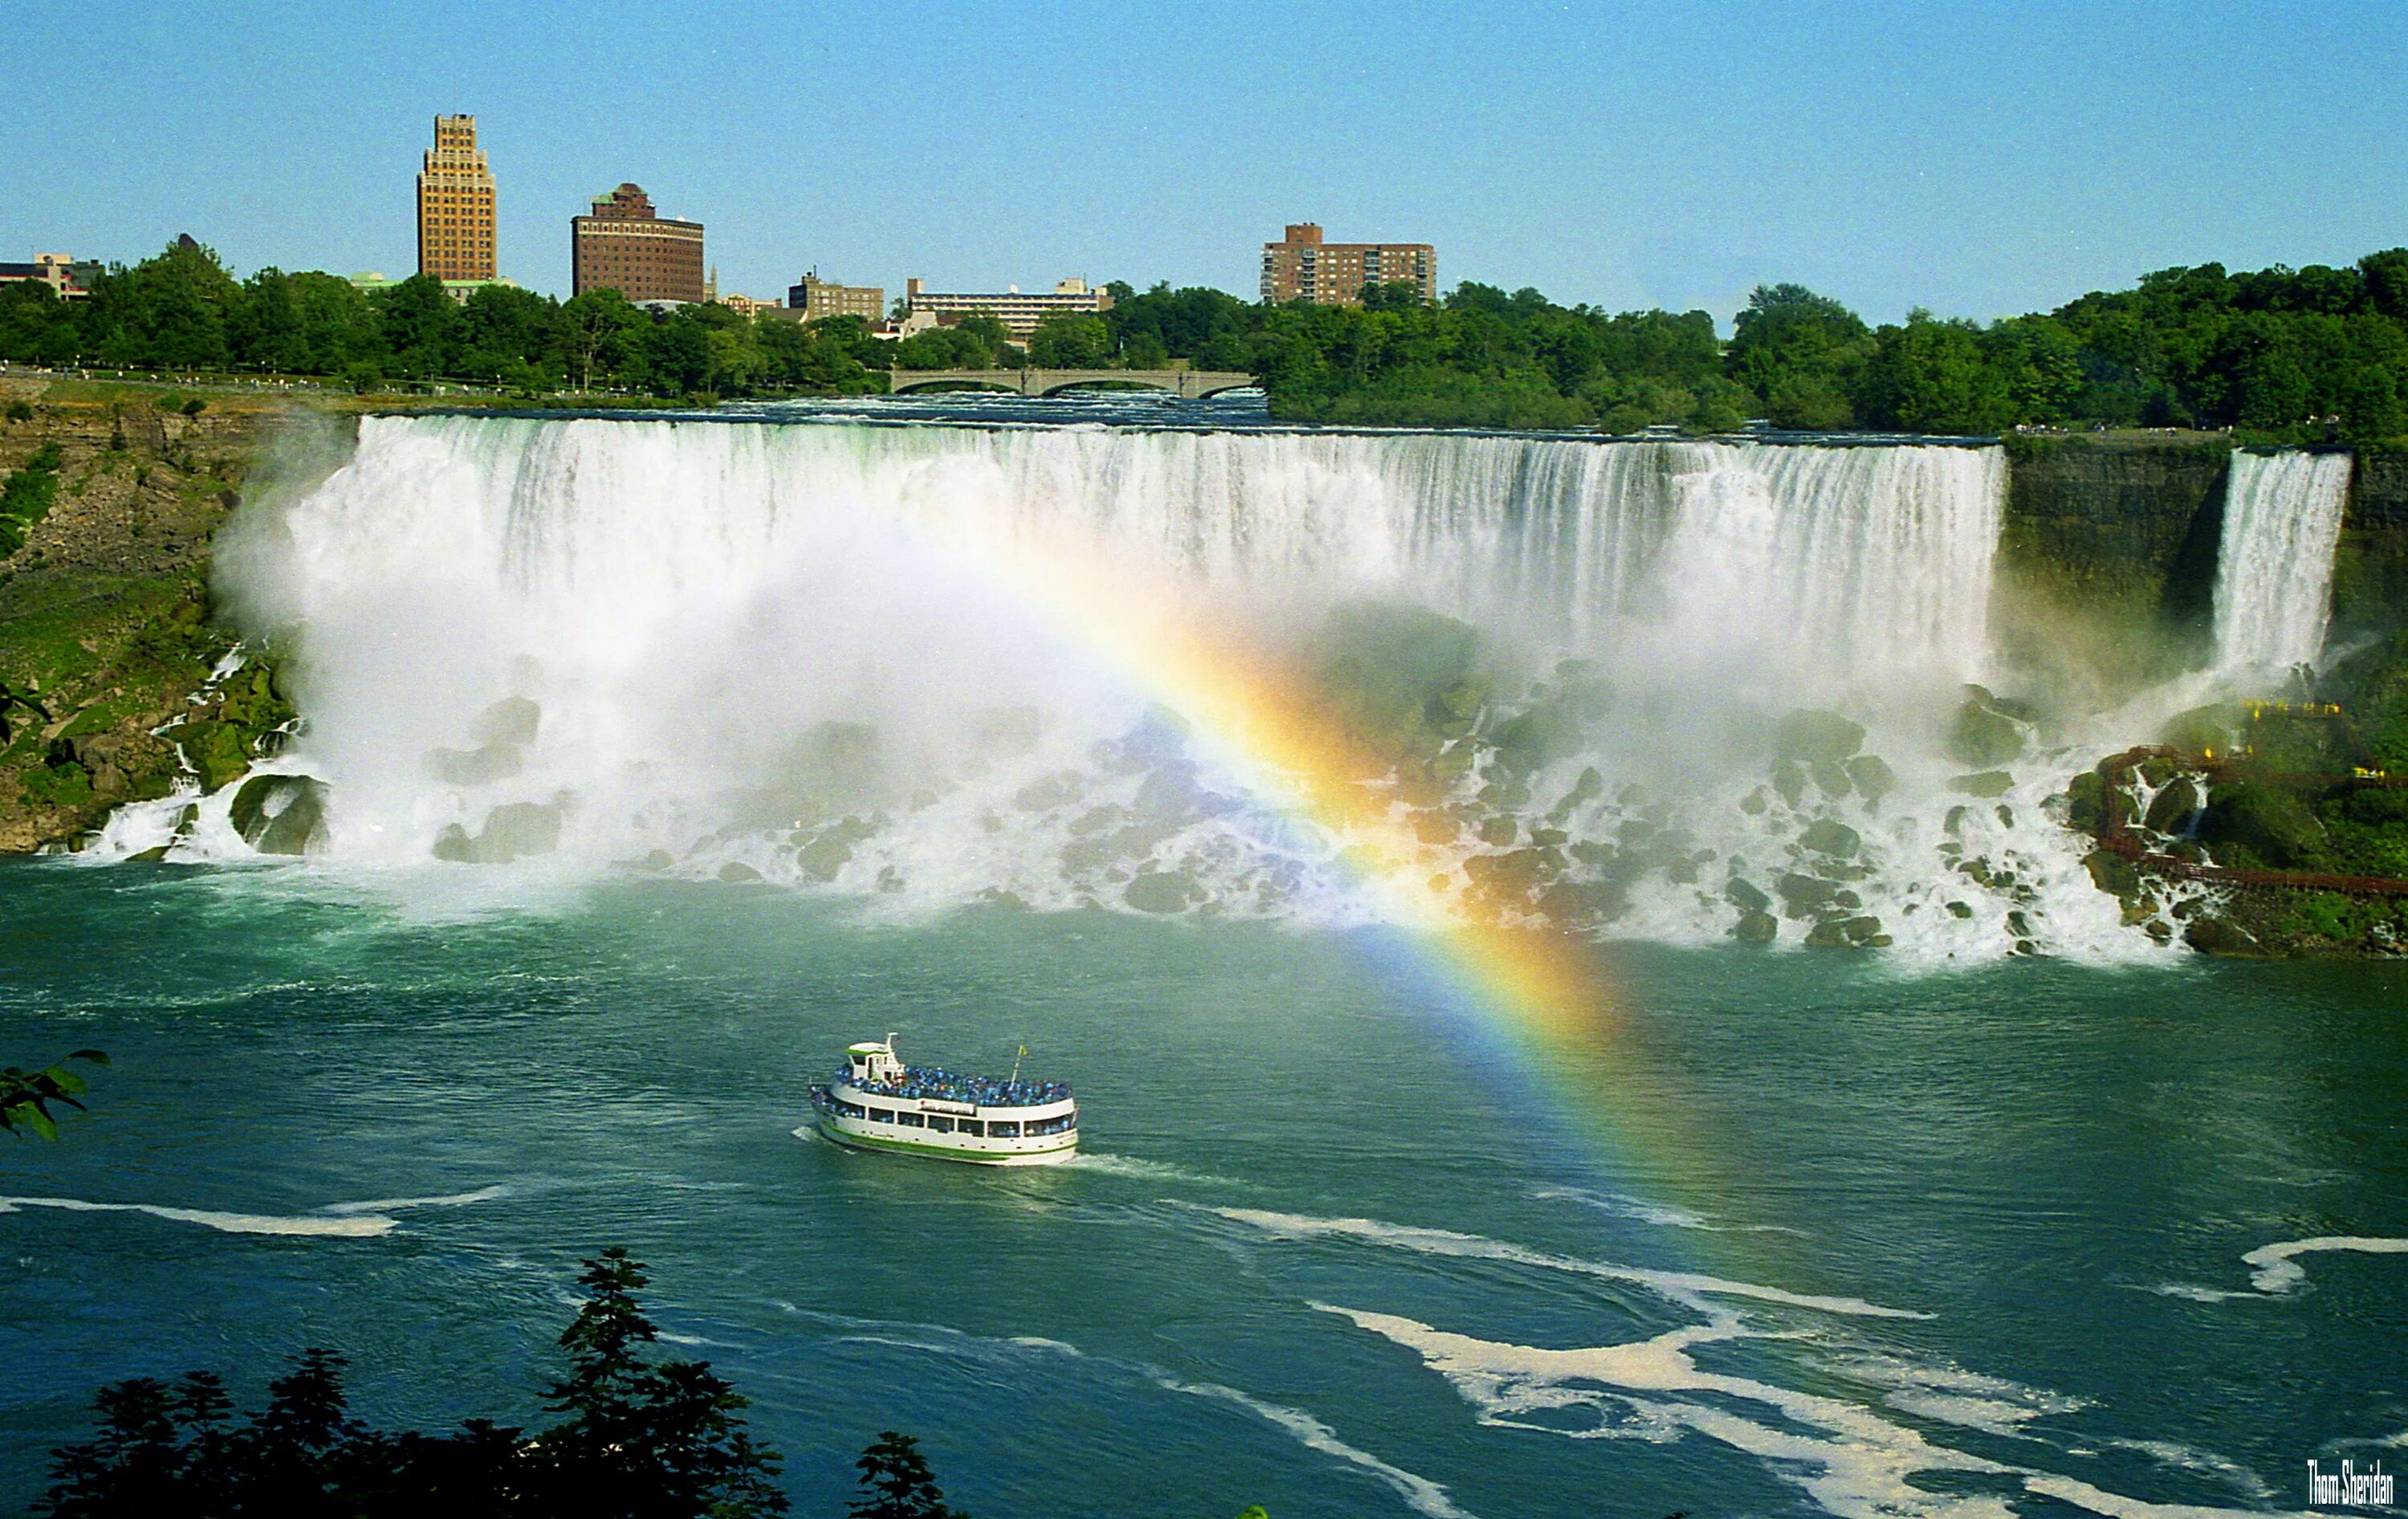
<box><xmin>1259</xmin><ymin>223</ymin><xmax>1435</xmax><ymax>307</ymax></box>
<box><xmin>787</xmin><ymin>272</ymin><xmax>886</xmax><ymax>322</ymax></box>
<box><xmin>571</xmin><ymin>183</ymin><xmax>706</xmax><ymax>304</ymax></box>
<box><xmin>902</xmin><ymin>277</ymin><xmax>1111</xmax><ymax>340</ymax></box>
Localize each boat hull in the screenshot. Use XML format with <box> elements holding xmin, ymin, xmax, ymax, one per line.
<box><xmin>814</xmin><ymin>1116</ymin><xmax>1079</xmax><ymax>1167</ymax></box>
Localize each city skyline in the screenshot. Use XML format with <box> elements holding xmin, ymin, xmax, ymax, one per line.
<box><xmin>3</xmin><ymin>2</ymin><xmax>2406</xmax><ymax>326</ymax></box>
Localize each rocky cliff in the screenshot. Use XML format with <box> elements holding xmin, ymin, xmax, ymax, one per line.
<box><xmin>0</xmin><ymin>381</ymin><xmax>329</xmax><ymax>851</ymax></box>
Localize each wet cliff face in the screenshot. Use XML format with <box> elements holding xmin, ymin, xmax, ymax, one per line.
<box><xmin>1991</xmin><ymin>436</ymin><xmax>2235</xmax><ymax>693</ymax></box>
<box><xmin>2338</xmin><ymin>452</ymin><xmax>2408</xmax><ymax>633</ymax></box>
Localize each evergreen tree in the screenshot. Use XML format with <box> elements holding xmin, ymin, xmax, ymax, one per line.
<box><xmin>848</xmin><ymin>1431</ymin><xmax>965</xmax><ymax>1519</ymax></box>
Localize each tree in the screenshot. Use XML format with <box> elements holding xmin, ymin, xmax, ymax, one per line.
<box><xmin>848</xmin><ymin>1432</ymin><xmax>964</xmax><ymax>1519</ymax></box>
<box><xmin>1025</xmin><ymin>312</ymin><xmax>1109</xmax><ymax>368</ymax></box>
<box><xmin>1727</xmin><ymin>283</ymin><xmax>1869</xmax><ymax>428</ymax></box>
<box><xmin>0</xmin><ymin>1049</ymin><xmax>105</xmax><ymax>1138</ymax></box>
<box><xmin>41</xmin><ymin>1249</ymin><xmax>791</xmax><ymax>1517</ymax></box>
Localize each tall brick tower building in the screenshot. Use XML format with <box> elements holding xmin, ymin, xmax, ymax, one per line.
<box><xmin>417</xmin><ymin>115</ymin><xmax>497</xmax><ymax>282</ymax></box>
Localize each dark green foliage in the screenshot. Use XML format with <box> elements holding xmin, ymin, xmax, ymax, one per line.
<box><xmin>1</xmin><ymin>440</ymin><xmax>66</xmax><ymax>556</ymax></box>
<box><xmin>0</xmin><ymin>1049</ymin><xmax>106</xmax><ymax>1139</ymax></box>
<box><xmin>848</xmin><ymin>1431</ymin><xmax>966</xmax><ymax>1519</ymax></box>
<box><xmin>39</xmin><ymin>1250</ymin><xmax>790</xmax><ymax>1518</ymax></box>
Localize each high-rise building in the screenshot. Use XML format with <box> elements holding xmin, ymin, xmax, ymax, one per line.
<box><xmin>417</xmin><ymin>115</ymin><xmax>497</xmax><ymax>283</ymax></box>
<box><xmin>787</xmin><ymin>272</ymin><xmax>886</xmax><ymax>323</ymax></box>
<box><xmin>1259</xmin><ymin>223</ymin><xmax>1435</xmax><ymax>307</ymax></box>
<box><xmin>571</xmin><ymin>184</ymin><xmax>706</xmax><ymax>304</ymax></box>
<box><xmin>901</xmin><ymin>277</ymin><xmax>1111</xmax><ymax>340</ymax></box>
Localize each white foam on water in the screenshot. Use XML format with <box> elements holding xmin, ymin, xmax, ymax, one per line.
<box><xmin>2104</xmin><ymin>1440</ymin><xmax>2275</xmax><ymax>1504</ymax></box>
<box><xmin>0</xmin><ymin>1195</ymin><xmax>395</xmax><ymax>1237</ymax></box>
<box><xmin>1530</xmin><ymin>1183</ymin><xmax>1803</xmax><ymax>1235</ymax></box>
<box><xmin>1834</xmin><ymin>1352</ymin><xmax>2087</xmax><ymax>1439</ymax></box>
<box><xmin>323</xmin><ymin>1185</ymin><xmax>509</xmax><ymax>1215</ymax></box>
<box><xmin>1206</xmin><ymin>1205</ymin><xmax>1924</xmax><ymax>1318</ymax></box>
<box><xmin>2240</xmin><ymin>1236</ymin><xmax>2408</xmax><ymax>1294</ymax></box>
<box><xmin>1157</xmin><ymin>1375</ymin><xmax>1480</xmax><ymax>1519</ymax></box>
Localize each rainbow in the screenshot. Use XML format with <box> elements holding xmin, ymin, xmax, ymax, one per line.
<box><xmin>963</xmin><ymin>522</ymin><xmax>1751</xmax><ymax>1227</ymax></box>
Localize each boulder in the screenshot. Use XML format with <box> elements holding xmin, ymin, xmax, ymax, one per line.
<box><xmin>2082</xmin><ymin>848</ymin><xmax>2141</xmax><ymax>898</ymax></box>
<box><xmin>2183</xmin><ymin>917</ymin><xmax>2264</xmax><ymax>957</ymax></box>
<box><xmin>718</xmin><ymin>861</ymin><xmax>764</xmax><ymax>883</ymax></box>
<box><xmin>433</xmin><ymin>799</ymin><xmax>563</xmax><ymax>863</ymax></box>
<box><xmin>473</xmin><ymin>695</ymin><xmax>542</xmax><ymax>747</ymax></box>
<box><xmin>1799</xmin><ymin>818</ymin><xmax>1861</xmax><ymax>858</ymax></box>
<box><xmin>2199</xmin><ymin>782</ymin><xmax>2329</xmax><ymax>870</ymax></box>
<box><xmin>1776</xmin><ymin>872</ymin><xmax>1840</xmax><ymax>917</ymax></box>
<box><xmin>1538</xmin><ymin>878</ymin><xmax>1627</xmax><ymax>926</ymax></box>
<box><xmin>1845</xmin><ymin>755</ymin><xmax>1897</xmax><ymax>805</ymax></box>
<box><xmin>2064</xmin><ymin>770</ymin><xmax>2106</xmax><ymax>834</ymax></box>
<box><xmin>1774</xmin><ymin>709</ymin><xmax>1865</xmax><ymax>766</ymax></box>
<box><xmin>2142</xmin><ymin>776</ymin><xmax>2203</xmax><ymax>835</ymax></box>
<box><xmin>1948</xmin><ymin>690</ymin><xmax>2026</xmax><ymax>768</ymax></box>
<box><xmin>228</xmin><ymin>773</ymin><xmax>328</xmax><ymax>856</ymax></box>
<box><xmin>431</xmin><ymin>743</ymin><xmax>523</xmax><ymax>786</ymax></box>
<box><xmin>1731</xmin><ymin>909</ymin><xmax>1779</xmax><ymax>943</ymax></box>
<box><xmin>1950</xmin><ymin>771</ymin><xmax>2015</xmax><ymax>798</ymax></box>
<box><xmin>1724</xmin><ymin>876</ymin><xmax>1771</xmax><ymax>914</ymax></box>
<box><xmin>1804</xmin><ymin>914</ymin><xmax>1889</xmax><ymax>949</ymax></box>
<box><xmin>1124</xmin><ymin>869</ymin><xmax>1198</xmax><ymax>914</ymax></box>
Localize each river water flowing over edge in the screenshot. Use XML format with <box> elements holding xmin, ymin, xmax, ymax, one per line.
<box><xmin>5</xmin><ymin>405</ymin><xmax>2401</xmax><ymax>1517</ymax></box>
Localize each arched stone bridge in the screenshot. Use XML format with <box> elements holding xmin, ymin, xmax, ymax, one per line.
<box><xmin>887</xmin><ymin>368</ymin><xmax>1259</xmax><ymax>400</ymax></box>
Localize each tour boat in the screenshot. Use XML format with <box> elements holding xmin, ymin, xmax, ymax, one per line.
<box><xmin>808</xmin><ymin>1036</ymin><xmax>1078</xmax><ymax>1166</ymax></box>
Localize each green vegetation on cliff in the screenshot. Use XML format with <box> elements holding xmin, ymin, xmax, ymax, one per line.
<box><xmin>0</xmin><ymin>390</ymin><xmax>301</xmax><ymax>849</ymax></box>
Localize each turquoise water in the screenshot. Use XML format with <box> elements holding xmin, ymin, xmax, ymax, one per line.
<box><xmin>1</xmin><ymin>858</ymin><xmax>2402</xmax><ymax>1517</ymax></box>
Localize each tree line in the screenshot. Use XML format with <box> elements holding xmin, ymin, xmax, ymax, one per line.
<box><xmin>38</xmin><ymin>1246</ymin><xmax>1270</xmax><ymax>1519</ymax></box>
<box><xmin>6</xmin><ymin>238</ymin><xmax>2406</xmax><ymax>439</ymax></box>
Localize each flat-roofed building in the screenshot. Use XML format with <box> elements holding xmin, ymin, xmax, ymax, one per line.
<box><xmin>417</xmin><ymin>115</ymin><xmax>498</xmax><ymax>283</ymax></box>
<box><xmin>787</xmin><ymin>272</ymin><xmax>885</xmax><ymax>323</ymax></box>
<box><xmin>717</xmin><ymin>292</ymin><xmax>785</xmax><ymax>317</ymax></box>
<box><xmin>1260</xmin><ymin>222</ymin><xmax>1434</xmax><ymax>307</ymax></box>
<box><xmin>572</xmin><ymin>183</ymin><xmax>706</xmax><ymax>304</ymax></box>
<box><xmin>0</xmin><ymin>253</ymin><xmax>101</xmax><ymax>300</ymax></box>
<box><xmin>903</xmin><ymin>277</ymin><xmax>1112</xmax><ymax>340</ymax></box>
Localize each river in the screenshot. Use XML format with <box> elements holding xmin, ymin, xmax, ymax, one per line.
<box><xmin>1</xmin><ymin>397</ymin><xmax>2400</xmax><ymax>1515</ymax></box>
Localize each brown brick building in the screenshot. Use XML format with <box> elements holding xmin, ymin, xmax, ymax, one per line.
<box><xmin>571</xmin><ymin>184</ymin><xmax>706</xmax><ymax>304</ymax></box>
<box><xmin>417</xmin><ymin>116</ymin><xmax>497</xmax><ymax>283</ymax></box>
<box><xmin>1259</xmin><ymin>223</ymin><xmax>1435</xmax><ymax>307</ymax></box>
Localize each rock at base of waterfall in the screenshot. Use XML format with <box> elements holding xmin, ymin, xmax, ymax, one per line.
<box><xmin>473</xmin><ymin>695</ymin><xmax>542</xmax><ymax>747</ymax></box>
<box><xmin>433</xmin><ymin>800</ymin><xmax>563</xmax><ymax>864</ymax></box>
<box><xmin>229</xmin><ymin>774</ymin><xmax>330</xmax><ymax>855</ymax></box>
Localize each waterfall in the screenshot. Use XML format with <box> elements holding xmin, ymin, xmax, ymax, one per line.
<box><xmin>99</xmin><ymin>414</ymin><xmax>2129</xmax><ymax>958</ymax></box>
<box><xmin>2211</xmin><ymin>450</ymin><xmax>2353</xmax><ymax>678</ymax></box>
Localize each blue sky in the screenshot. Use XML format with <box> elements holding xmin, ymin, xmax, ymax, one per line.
<box><xmin>4</xmin><ymin>0</ymin><xmax>2402</xmax><ymax>325</ymax></box>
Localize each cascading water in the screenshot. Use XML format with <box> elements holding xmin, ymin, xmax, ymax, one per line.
<box><xmin>92</xmin><ymin>413</ymin><xmax>2180</xmax><ymax>958</ymax></box>
<box><xmin>2210</xmin><ymin>450</ymin><xmax>2353</xmax><ymax>678</ymax></box>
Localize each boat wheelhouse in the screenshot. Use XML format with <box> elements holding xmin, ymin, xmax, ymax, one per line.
<box><xmin>808</xmin><ymin>1036</ymin><xmax>1077</xmax><ymax>1166</ymax></box>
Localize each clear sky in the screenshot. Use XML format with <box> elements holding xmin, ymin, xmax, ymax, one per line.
<box><xmin>4</xmin><ymin>0</ymin><xmax>2403</xmax><ymax>326</ymax></box>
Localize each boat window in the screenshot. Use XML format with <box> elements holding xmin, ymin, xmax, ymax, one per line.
<box><xmin>987</xmin><ymin>1121</ymin><xmax>1020</xmax><ymax>1138</ymax></box>
<box><xmin>868</xmin><ymin>1107</ymin><xmax>896</xmax><ymax>1123</ymax></box>
<box><xmin>836</xmin><ymin>1102</ymin><xmax>865</xmax><ymax>1120</ymax></box>
<box><xmin>897</xmin><ymin>1111</ymin><xmax>926</xmax><ymax>1127</ymax></box>
<box><xmin>926</xmin><ymin>1115</ymin><xmax>955</xmax><ymax>1133</ymax></box>
<box><xmin>955</xmin><ymin>1119</ymin><xmax>984</xmax><ymax>1137</ymax></box>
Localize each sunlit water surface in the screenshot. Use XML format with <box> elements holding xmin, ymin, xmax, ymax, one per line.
<box><xmin>2</xmin><ymin>861</ymin><xmax>2401</xmax><ymax>1517</ymax></box>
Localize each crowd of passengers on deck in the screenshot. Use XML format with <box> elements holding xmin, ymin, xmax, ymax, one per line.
<box><xmin>840</xmin><ymin>1063</ymin><xmax>1071</xmax><ymax>1108</ymax></box>
<box><xmin>828</xmin><ymin>1099</ymin><xmax>1076</xmax><ymax>1139</ymax></box>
